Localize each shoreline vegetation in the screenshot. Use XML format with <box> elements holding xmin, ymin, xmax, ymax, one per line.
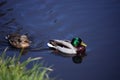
<box><xmin>0</xmin><ymin>47</ymin><xmax>54</xmax><ymax>80</ymax></box>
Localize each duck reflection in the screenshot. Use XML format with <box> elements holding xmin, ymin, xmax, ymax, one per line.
<box><xmin>48</xmin><ymin>47</ymin><xmax>87</xmax><ymax>64</ymax></box>
<box><xmin>72</xmin><ymin>53</ymin><xmax>87</xmax><ymax>64</ymax></box>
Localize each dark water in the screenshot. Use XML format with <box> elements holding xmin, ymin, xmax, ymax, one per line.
<box><xmin>0</xmin><ymin>0</ymin><xmax>120</xmax><ymax>80</ymax></box>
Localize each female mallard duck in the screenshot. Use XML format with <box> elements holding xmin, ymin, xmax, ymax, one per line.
<box><xmin>6</xmin><ymin>33</ymin><xmax>31</xmax><ymax>48</ymax></box>
<box><xmin>47</xmin><ymin>37</ymin><xmax>87</xmax><ymax>55</ymax></box>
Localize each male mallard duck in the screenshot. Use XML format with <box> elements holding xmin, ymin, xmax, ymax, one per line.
<box><xmin>47</xmin><ymin>37</ymin><xmax>87</xmax><ymax>55</ymax></box>
<box><xmin>5</xmin><ymin>33</ymin><xmax>31</xmax><ymax>48</ymax></box>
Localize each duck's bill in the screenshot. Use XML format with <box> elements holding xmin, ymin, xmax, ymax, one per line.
<box><xmin>81</xmin><ymin>42</ymin><xmax>87</xmax><ymax>47</ymax></box>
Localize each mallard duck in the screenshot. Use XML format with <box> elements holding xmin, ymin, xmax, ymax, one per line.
<box><xmin>47</xmin><ymin>37</ymin><xmax>87</xmax><ymax>55</ymax></box>
<box><xmin>5</xmin><ymin>33</ymin><xmax>31</xmax><ymax>48</ymax></box>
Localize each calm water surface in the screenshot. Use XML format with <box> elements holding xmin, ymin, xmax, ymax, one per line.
<box><xmin>0</xmin><ymin>0</ymin><xmax>120</xmax><ymax>80</ymax></box>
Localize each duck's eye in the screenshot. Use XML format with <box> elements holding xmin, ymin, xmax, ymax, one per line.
<box><xmin>18</xmin><ymin>39</ymin><xmax>21</xmax><ymax>42</ymax></box>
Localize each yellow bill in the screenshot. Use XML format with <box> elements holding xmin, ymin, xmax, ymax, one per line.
<box><xmin>81</xmin><ymin>42</ymin><xmax>87</xmax><ymax>47</ymax></box>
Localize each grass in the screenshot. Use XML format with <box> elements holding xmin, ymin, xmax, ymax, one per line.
<box><xmin>0</xmin><ymin>47</ymin><xmax>54</xmax><ymax>80</ymax></box>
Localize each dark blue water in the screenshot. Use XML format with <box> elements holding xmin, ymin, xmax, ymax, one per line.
<box><xmin>0</xmin><ymin>0</ymin><xmax>120</xmax><ymax>80</ymax></box>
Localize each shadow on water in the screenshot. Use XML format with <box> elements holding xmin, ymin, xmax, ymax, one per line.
<box><xmin>0</xmin><ymin>1</ymin><xmax>7</xmax><ymax>7</ymax></box>
<box><xmin>29</xmin><ymin>47</ymin><xmax>87</xmax><ymax>64</ymax></box>
<box><xmin>37</xmin><ymin>50</ymin><xmax>87</xmax><ymax>64</ymax></box>
<box><xmin>0</xmin><ymin>11</ymin><xmax>6</xmax><ymax>17</ymax></box>
<box><xmin>48</xmin><ymin>52</ymin><xmax>87</xmax><ymax>64</ymax></box>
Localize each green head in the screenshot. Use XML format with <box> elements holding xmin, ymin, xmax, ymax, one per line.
<box><xmin>71</xmin><ymin>37</ymin><xmax>82</xmax><ymax>47</ymax></box>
